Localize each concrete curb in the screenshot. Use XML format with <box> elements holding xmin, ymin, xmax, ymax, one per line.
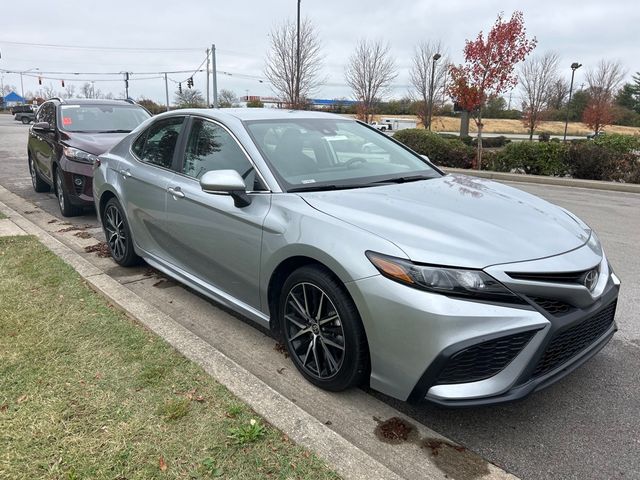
<box><xmin>0</xmin><ymin>199</ymin><xmax>402</xmax><ymax>480</ymax></box>
<box><xmin>444</xmin><ymin>167</ymin><xmax>640</xmax><ymax>193</ymax></box>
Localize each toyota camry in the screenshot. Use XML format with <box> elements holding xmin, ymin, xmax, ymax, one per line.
<box><xmin>93</xmin><ymin>109</ymin><xmax>620</xmax><ymax>405</ymax></box>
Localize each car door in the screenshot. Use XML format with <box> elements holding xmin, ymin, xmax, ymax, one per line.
<box><xmin>118</xmin><ymin>116</ymin><xmax>186</xmax><ymax>259</ymax></box>
<box><xmin>164</xmin><ymin>116</ymin><xmax>271</xmax><ymax>310</ymax></box>
<box><xmin>31</xmin><ymin>102</ymin><xmax>57</xmax><ymax>181</ymax></box>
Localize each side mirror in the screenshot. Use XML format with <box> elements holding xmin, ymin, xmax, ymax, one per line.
<box><xmin>200</xmin><ymin>169</ymin><xmax>251</xmax><ymax>208</ymax></box>
<box><xmin>421</xmin><ymin>154</ymin><xmax>431</xmax><ymax>162</ymax></box>
<box><xmin>32</xmin><ymin>121</ymin><xmax>51</xmax><ymax>132</ymax></box>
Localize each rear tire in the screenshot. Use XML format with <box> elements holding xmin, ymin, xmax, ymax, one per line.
<box><xmin>279</xmin><ymin>265</ymin><xmax>369</xmax><ymax>391</ymax></box>
<box><xmin>21</xmin><ymin>116</ymin><xmax>30</xmax><ymax>125</ymax></box>
<box><xmin>102</xmin><ymin>197</ymin><xmax>141</xmax><ymax>267</ymax></box>
<box><xmin>54</xmin><ymin>167</ymin><xmax>81</xmax><ymax>217</ymax></box>
<box><xmin>28</xmin><ymin>155</ymin><xmax>49</xmax><ymax>193</ymax></box>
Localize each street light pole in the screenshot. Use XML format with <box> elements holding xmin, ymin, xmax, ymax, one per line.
<box><xmin>19</xmin><ymin>68</ymin><xmax>39</xmax><ymax>99</ymax></box>
<box><xmin>427</xmin><ymin>53</ymin><xmax>441</xmax><ymax>131</ymax></box>
<box><xmin>563</xmin><ymin>62</ymin><xmax>582</xmax><ymax>142</ymax></box>
<box><xmin>295</xmin><ymin>0</ymin><xmax>301</xmax><ymax>109</ymax></box>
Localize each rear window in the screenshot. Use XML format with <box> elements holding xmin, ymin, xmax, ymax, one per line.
<box><xmin>59</xmin><ymin>104</ymin><xmax>150</xmax><ymax>133</ymax></box>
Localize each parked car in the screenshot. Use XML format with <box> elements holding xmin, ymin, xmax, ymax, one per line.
<box><xmin>27</xmin><ymin>98</ymin><xmax>150</xmax><ymax>216</ymax></box>
<box><xmin>369</xmin><ymin>121</ymin><xmax>391</xmax><ymax>131</ymax></box>
<box><xmin>10</xmin><ymin>104</ymin><xmax>36</xmax><ymax>115</ymax></box>
<box><xmin>94</xmin><ymin>109</ymin><xmax>620</xmax><ymax>405</ymax></box>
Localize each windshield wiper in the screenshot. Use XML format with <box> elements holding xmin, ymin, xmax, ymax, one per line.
<box><xmin>97</xmin><ymin>129</ymin><xmax>131</xmax><ymax>133</ymax></box>
<box><xmin>289</xmin><ymin>184</ymin><xmax>367</xmax><ymax>193</ymax></box>
<box><xmin>368</xmin><ymin>174</ymin><xmax>434</xmax><ymax>185</ymax></box>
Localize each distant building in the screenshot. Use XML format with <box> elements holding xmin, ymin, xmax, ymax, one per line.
<box><xmin>241</xmin><ymin>96</ymin><xmax>357</xmax><ymax>110</ymax></box>
<box><xmin>3</xmin><ymin>91</ymin><xmax>26</xmax><ymax>108</ymax></box>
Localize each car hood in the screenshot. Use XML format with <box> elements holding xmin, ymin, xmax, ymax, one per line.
<box><xmin>299</xmin><ymin>174</ymin><xmax>590</xmax><ymax>268</ymax></box>
<box><xmin>61</xmin><ymin>131</ymin><xmax>130</xmax><ymax>156</ymax></box>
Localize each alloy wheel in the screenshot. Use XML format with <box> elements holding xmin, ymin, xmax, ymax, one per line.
<box><xmin>284</xmin><ymin>282</ymin><xmax>346</xmax><ymax>379</ymax></box>
<box><xmin>104</xmin><ymin>204</ymin><xmax>127</xmax><ymax>261</ymax></box>
<box><xmin>55</xmin><ymin>171</ymin><xmax>65</xmax><ymax>211</ymax></box>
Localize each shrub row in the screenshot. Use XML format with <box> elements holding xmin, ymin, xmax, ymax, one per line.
<box><xmin>394</xmin><ymin>129</ymin><xmax>640</xmax><ymax>184</ymax></box>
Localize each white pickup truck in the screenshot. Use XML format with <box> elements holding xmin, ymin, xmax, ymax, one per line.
<box><xmin>369</xmin><ymin>121</ymin><xmax>391</xmax><ymax>131</ymax></box>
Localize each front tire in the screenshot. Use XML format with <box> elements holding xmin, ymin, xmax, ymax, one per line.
<box><xmin>28</xmin><ymin>155</ymin><xmax>49</xmax><ymax>193</ymax></box>
<box><xmin>102</xmin><ymin>197</ymin><xmax>141</xmax><ymax>267</ymax></box>
<box><xmin>279</xmin><ymin>265</ymin><xmax>369</xmax><ymax>391</ymax></box>
<box><xmin>21</xmin><ymin>116</ymin><xmax>30</xmax><ymax>124</ymax></box>
<box><xmin>54</xmin><ymin>168</ymin><xmax>81</xmax><ymax>217</ymax></box>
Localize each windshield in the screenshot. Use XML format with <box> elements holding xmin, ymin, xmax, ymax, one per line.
<box><xmin>245</xmin><ymin>118</ymin><xmax>440</xmax><ymax>191</ymax></box>
<box><xmin>59</xmin><ymin>104</ymin><xmax>150</xmax><ymax>133</ymax></box>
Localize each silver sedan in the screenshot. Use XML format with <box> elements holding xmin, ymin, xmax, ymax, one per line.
<box><xmin>93</xmin><ymin>108</ymin><xmax>620</xmax><ymax>405</ymax></box>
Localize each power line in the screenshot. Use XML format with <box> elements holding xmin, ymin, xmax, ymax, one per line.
<box><xmin>0</xmin><ymin>39</ymin><xmax>201</xmax><ymax>53</ymax></box>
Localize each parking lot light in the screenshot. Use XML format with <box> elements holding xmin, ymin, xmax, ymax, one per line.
<box><xmin>563</xmin><ymin>62</ymin><xmax>582</xmax><ymax>142</ymax></box>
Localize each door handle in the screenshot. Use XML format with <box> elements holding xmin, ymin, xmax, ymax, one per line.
<box><xmin>119</xmin><ymin>169</ymin><xmax>132</xmax><ymax>178</ymax></box>
<box><xmin>167</xmin><ymin>186</ymin><xmax>185</xmax><ymax>199</ymax></box>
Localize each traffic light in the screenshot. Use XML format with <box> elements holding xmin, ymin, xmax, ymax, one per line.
<box><xmin>61</xmin><ymin>80</ymin><xmax>65</xmax><ymax>88</ymax></box>
<box><xmin>38</xmin><ymin>77</ymin><xmax>42</xmax><ymax>85</ymax></box>
<box><xmin>125</xmin><ymin>72</ymin><xmax>129</xmax><ymax>90</ymax></box>
<box><xmin>187</xmin><ymin>77</ymin><xmax>193</xmax><ymax>89</ymax></box>
<box><xmin>178</xmin><ymin>83</ymin><xmax>182</xmax><ymax>94</ymax></box>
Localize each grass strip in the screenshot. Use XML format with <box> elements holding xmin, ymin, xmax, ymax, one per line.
<box><xmin>0</xmin><ymin>235</ymin><xmax>339</xmax><ymax>479</ymax></box>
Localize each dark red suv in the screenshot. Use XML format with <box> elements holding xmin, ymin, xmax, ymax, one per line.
<box><xmin>27</xmin><ymin>98</ymin><xmax>150</xmax><ymax>216</ymax></box>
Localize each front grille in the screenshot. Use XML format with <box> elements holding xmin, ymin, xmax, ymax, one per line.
<box><xmin>506</xmin><ymin>270</ymin><xmax>589</xmax><ymax>284</ymax></box>
<box><xmin>435</xmin><ymin>331</ymin><xmax>536</xmax><ymax>385</ymax></box>
<box><xmin>532</xmin><ymin>300</ymin><xmax>617</xmax><ymax>378</ymax></box>
<box><xmin>530</xmin><ymin>296</ymin><xmax>575</xmax><ymax>316</ymax></box>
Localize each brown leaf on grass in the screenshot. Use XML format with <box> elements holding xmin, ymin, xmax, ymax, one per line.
<box><xmin>159</xmin><ymin>456</ymin><xmax>168</xmax><ymax>472</ymax></box>
<box><xmin>94</xmin><ymin>372</ymin><xmax>103</xmax><ymax>380</ymax></box>
<box><xmin>17</xmin><ymin>395</ymin><xmax>28</xmax><ymax>404</ymax></box>
<box><xmin>0</xmin><ymin>404</ymin><xmax>8</xmax><ymax>412</ymax></box>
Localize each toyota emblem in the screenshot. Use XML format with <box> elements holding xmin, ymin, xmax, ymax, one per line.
<box><xmin>583</xmin><ymin>269</ymin><xmax>599</xmax><ymax>291</ymax></box>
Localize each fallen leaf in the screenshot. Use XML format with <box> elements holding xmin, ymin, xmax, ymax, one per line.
<box><xmin>159</xmin><ymin>456</ymin><xmax>168</xmax><ymax>472</ymax></box>
<box><xmin>17</xmin><ymin>395</ymin><xmax>28</xmax><ymax>404</ymax></box>
<box><xmin>0</xmin><ymin>404</ymin><xmax>8</xmax><ymax>412</ymax></box>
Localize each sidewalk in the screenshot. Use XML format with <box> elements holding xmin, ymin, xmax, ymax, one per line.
<box><xmin>0</xmin><ymin>188</ymin><xmax>518</xmax><ymax>480</ymax></box>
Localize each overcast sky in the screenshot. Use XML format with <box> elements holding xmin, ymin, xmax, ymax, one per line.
<box><xmin>1</xmin><ymin>0</ymin><xmax>638</xmax><ymax>104</ymax></box>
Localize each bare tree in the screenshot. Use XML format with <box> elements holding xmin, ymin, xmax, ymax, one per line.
<box><xmin>547</xmin><ymin>78</ymin><xmax>569</xmax><ymax>110</ymax></box>
<box><xmin>218</xmin><ymin>89</ymin><xmax>239</xmax><ymax>108</ymax></box>
<box><xmin>583</xmin><ymin>60</ymin><xmax>626</xmax><ymax>133</ymax></box>
<box><xmin>264</xmin><ymin>18</ymin><xmax>324</xmax><ymax>108</ymax></box>
<box><xmin>41</xmin><ymin>83</ymin><xmax>59</xmax><ymax>100</ymax></box>
<box><xmin>174</xmin><ymin>88</ymin><xmax>205</xmax><ymax>108</ymax></box>
<box><xmin>409</xmin><ymin>40</ymin><xmax>448</xmax><ymax>128</ymax></box>
<box><xmin>345</xmin><ymin>39</ymin><xmax>397</xmax><ymax>123</ymax></box>
<box><xmin>63</xmin><ymin>84</ymin><xmax>76</xmax><ymax>99</ymax></box>
<box><xmin>519</xmin><ymin>52</ymin><xmax>559</xmax><ymax>139</ymax></box>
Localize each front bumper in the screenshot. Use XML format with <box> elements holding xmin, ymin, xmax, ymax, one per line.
<box><xmin>60</xmin><ymin>156</ymin><xmax>95</xmax><ymax>206</ymax></box>
<box><xmin>346</xmin><ymin>244</ymin><xmax>620</xmax><ymax>405</ymax></box>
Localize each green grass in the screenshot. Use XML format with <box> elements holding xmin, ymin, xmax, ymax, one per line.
<box><xmin>0</xmin><ymin>212</ymin><xmax>7</xmax><ymax>219</ymax></box>
<box><xmin>0</xmin><ymin>236</ymin><xmax>340</xmax><ymax>480</ymax></box>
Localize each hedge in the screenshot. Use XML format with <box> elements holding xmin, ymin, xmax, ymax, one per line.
<box><xmin>394</xmin><ymin>130</ymin><xmax>640</xmax><ymax>184</ymax></box>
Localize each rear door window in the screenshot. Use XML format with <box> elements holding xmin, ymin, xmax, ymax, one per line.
<box><xmin>132</xmin><ymin>117</ymin><xmax>185</xmax><ymax>169</ymax></box>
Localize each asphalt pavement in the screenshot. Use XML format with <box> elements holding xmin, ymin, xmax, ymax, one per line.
<box><xmin>1</xmin><ymin>113</ymin><xmax>638</xmax><ymax>479</ymax></box>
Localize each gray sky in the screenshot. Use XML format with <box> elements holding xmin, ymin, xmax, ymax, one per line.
<box><xmin>1</xmin><ymin>0</ymin><xmax>638</xmax><ymax>104</ymax></box>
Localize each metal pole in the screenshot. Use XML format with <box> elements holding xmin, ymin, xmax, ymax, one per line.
<box><xmin>427</xmin><ymin>53</ymin><xmax>441</xmax><ymax>131</ymax></box>
<box><xmin>563</xmin><ymin>63</ymin><xmax>581</xmax><ymax>142</ymax></box>
<box><xmin>206</xmin><ymin>48</ymin><xmax>210</xmax><ymax>107</ymax></box>
<box><xmin>20</xmin><ymin>72</ymin><xmax>24</xmax><ymax>99</ymax></box>
<box><xmin>124</xmin><ymin>72</ymin><xmax>129</xmax><ymax>99</ymax></box>
<box><xmin>296</xmin><ymin>0</ymin><xmax>301</xmax><ymax>108</ymax></box>
<box><xmin>211</xmin><ymin>44</ymin><xmax>218</xmax><ymax>108</ymax></box>
<box><xmin>164</xmin><ymin>73</ymin><xmax>170</xmax><ymax>111</ymax></box>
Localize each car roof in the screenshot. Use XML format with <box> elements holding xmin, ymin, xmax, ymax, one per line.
<box><xmin>168</xmin><ymin>107</ymin><xmax>354</xmax><ymax>123</ymax></box>
<box><xmin>54</xmin><ymin>98</ymin><xmax>142</xmax><ymax>107</ymax></box>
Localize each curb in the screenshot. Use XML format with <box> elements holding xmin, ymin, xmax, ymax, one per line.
<box><xmin>0</xmin><ymin>199</ymin><xmax>403</xmax><ymax>480</ymax></box>
<box><xmin>443</xmin><ymin>167</ymin><xmax>640</xmax><ymax>194</ymax></box>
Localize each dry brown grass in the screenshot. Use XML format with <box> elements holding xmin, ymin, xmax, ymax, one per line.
<box><xmin>368</xmin><ymin>114</ymin><xmax>640</xmax><ymax>137</ymax></box>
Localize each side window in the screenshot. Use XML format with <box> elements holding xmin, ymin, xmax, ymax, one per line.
<box><xmin>135</xmin><ymin>117</ymin><xmax>184</xmax><ymax>168</ymax></box>
<box><xmin>182</xmin><ymin>119</ymin><xmax>260</xmax><ymax>188</ymax></box>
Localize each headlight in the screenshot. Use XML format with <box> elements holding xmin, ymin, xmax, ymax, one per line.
<box><xmin>63</xmin><ymin>146</ymin><xmax>99</xmax><ymax>165</ymax></box>
<box><xmin>366</xmin><ymin>251</ymin><xmax>524</xmax><ymax>303</ymax></box>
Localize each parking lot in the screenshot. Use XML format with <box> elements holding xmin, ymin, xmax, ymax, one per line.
<box><xmin>1</xmin><ymin>113</ymin><xmax>639</xmax><ymax>480</ymax></box>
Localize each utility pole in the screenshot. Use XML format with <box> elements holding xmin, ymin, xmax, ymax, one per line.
<box><xmin>206</xmin><ymin>48</ymin><xmax>210</xmax><ymax>107</ymax></box>
<box><xmin>295</xmin><ymin>0</ymin><xmax>301</xmax><ymax>109</ymax></box>
<box><xmin>164</xmin><ymin>72</ymin><xmax>170</xmax><ymax>111</ymax></box>
<box><xmin>211</xmin><ymin>44</ymin><xmax>218</xmax><ymax>108</ymax></box>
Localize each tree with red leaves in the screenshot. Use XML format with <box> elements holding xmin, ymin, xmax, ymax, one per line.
<box><xmin>582</xmin><ymin>60</ymin><xmax>625</xmax><ymax>134</ymax></box>
<box><xmin>448</xmin><ymin>12</ymin><xmax>537</xmax><ymax>168</ymax></box>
